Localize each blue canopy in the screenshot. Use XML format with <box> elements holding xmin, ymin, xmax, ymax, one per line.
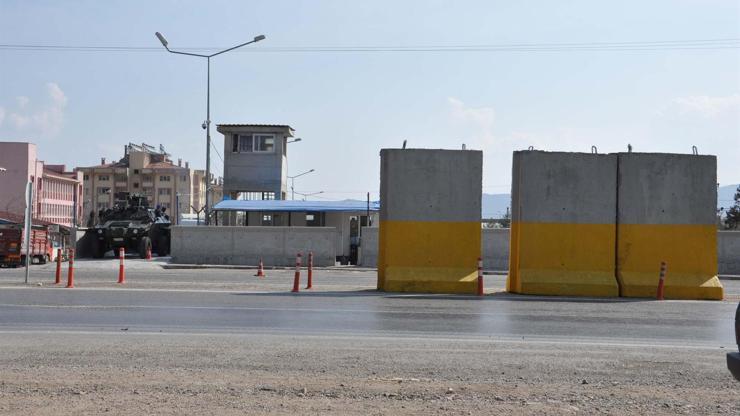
<box><xmin>213</xmin><ymin>199</ymin><xmax>380</xmax><ymax>212</ymax></box>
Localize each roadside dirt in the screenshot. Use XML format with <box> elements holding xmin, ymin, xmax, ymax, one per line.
<box><xmin>0</xmin><ymin>332</ymin><xmax>738</xmax><ymax>415</ymax></box>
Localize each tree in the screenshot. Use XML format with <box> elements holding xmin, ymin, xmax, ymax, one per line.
<box><xmin>725</xmin><ymin>185</ymin><xmax>740</xmax><ymax>229</ymax></box>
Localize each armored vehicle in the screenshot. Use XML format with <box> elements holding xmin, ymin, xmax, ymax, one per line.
<box><xmin>87</xmin><ymin>192</ymin><xmax>171</xmax><ymax>259</ymax></box>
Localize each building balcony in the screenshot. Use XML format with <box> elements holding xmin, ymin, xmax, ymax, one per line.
<box><xmin>143</xmin><ymin>181</ymin><xmax>154</xmax><ymax>188</ymax></box>
<box><xmin>115</xmin><ymin>181</ymin><xmax>127</xmax><ymax>187</ymax></box>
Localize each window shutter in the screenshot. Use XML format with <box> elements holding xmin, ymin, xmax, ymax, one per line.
<box><xmin>232</xmin><ymin>134</ymin><xmax>239</xmax><ymax>152</ymax></box>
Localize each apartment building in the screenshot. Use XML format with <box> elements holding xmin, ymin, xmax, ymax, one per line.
<box><xmin>0</xmin><ymin>141</ymin><xmax>83</xmax><ymax>228</ymax></box>
<box><xmin>77</xmin><ymin>143</ymin><xmax>207</xmax><ymax>222</ymax></box>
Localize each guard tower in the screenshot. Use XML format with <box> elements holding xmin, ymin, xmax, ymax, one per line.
<box><xmin>217</xmin><ymin>124</ymin><xmax>294</xmax><ymax>201</ymax></box>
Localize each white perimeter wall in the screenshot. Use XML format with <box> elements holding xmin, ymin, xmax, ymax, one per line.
<box><xmin>171</xmin><ymin>226</ymin><xmax>338</xmax><ymax>266</ymax></box>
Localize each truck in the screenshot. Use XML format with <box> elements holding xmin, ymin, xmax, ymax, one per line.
<box><xmin>0</xmin><ymin>224</ymin><xmax>54</xmax><ymax>267</ymax></box>
<box><xmin>86</xmin><ymin>192</ymin><xmax>171</xmax><ymax>259</ymax></box>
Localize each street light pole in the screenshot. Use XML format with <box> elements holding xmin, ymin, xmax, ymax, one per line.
<box><xmin>287</xmin><ymin>169</ymin><xmax>315</xmax><ymax>201</ymax></box>
<box><xmin>155</xmin><ymin>32</ymin><xmax>265</xmax><ymax>225</ymax></box>
<box><xmin>206</xmin><ymin>56</ymin><xmax>210</xmax><ymax>225</ymax></box>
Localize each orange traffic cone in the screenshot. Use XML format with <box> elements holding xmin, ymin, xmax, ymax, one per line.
<box><xmin>255</xmin><ymin>258</ymin><xmax>265</xmax><ymax>278</ymax></box>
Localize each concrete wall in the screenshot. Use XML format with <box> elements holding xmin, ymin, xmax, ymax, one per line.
<box><xmin>378</xmin><ymin>148</ymin><xmax>482</xmax><ymax>294</ymax></box>
<box><xmin>508</xmin><ymin>151</ymin><xmax>620</xmax><ymax>297</ymax></box>
<box><xmin>616</xmin><ymin>153</ymin><xmax>722</xmax><ymax>300</ymax></box>
<box><xmin>482</xmin><ymin>228</ymin><xmax>510</xmax><ymax>270</ymax></box>
<box><xmin>171</xmin><ymin>226</ymin><xmax>338</xmax><ymax>266</ymax></box>
<box><xmin>719</xmin><ymin>231</ymin><xmax>740</xmax><ymax>275</ymax></box>
<box><xmin>360</xmin><ymin>227</ymin><xmax>378</xmax><ymax>267</ymax></box>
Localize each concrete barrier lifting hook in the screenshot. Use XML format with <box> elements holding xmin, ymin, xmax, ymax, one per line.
<box><xmin>692</xmin><ymin>145</ymin><xmax>698</xmax><ymax>155</ymax></box>
<box><xmin>591</xmin><ymin>146</ymin><xmax>598</xmax><ymax>154</ymax></box>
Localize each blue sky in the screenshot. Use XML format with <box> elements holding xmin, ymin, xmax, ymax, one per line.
<box><xmin>1</xmin><ymin>0</ymin><xmax>739</xmax><ymax>200</ymax></box>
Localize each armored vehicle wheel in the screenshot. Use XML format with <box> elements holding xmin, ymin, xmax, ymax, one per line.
<box><xmin>138</xmin><ymin>236</ymin><xmax>152</xmax><ymax>259</ymax></box>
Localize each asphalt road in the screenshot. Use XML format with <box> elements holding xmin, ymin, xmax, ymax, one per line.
<box><xmin>0</xmin><ymin>286</ymin><xmax>736</xmax><ymax>349</ymax></box>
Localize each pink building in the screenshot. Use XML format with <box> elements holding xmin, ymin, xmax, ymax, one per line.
<box><xmin>0</xmin><ymin>142</ymin><xmax>83</xmax><ymax>227</ymax></box>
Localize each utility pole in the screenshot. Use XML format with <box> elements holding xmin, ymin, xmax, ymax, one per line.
<box><xmin>23</xmin><ymin>182</ymin><xmax>32</xmax><ymax>284</ymax></box>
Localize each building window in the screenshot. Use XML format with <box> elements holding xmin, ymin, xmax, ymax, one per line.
<box><xmin>239</xmin><ymin>135</ymin><xmax>253</xmax><ymax>153</ymax></box>
<box><xmin>180</xmin><ymin>175</ymin><xmax>187</xmax><ymax>181</ymax></box>
<box><xmin>254</xmin><ymin>134</ymin><xmax>275</xmax><ymax>152</ymax></box>
<box><xmin>161</xmin><ymin>202</ymin><xmax>171</xmax><ymax>209</ymax></box>
<box><xmin>159</xmin><ymin>175</ymin><xmax>171</xmax><ymax>182</ymax></box>
<box><xmin>158</xmin><ymin>188</ymin><xmax>171</xmax><ymax>195</ymax></box>
<box><xmin>133</xmin><ymin>169</ymin><xmax>140</xmax><ymax>174</ymax></box>
<box><xmin>97</xmin><ymin>187</ymin><xmax>111</xmax><ymax>195</ymax></box>
<box><xmin>98</xmin><ymin>175</ymin><xmax>110</xmax><ymax>181</ymax></box>
<box><xmin>83</xmin><ymin>174</ymin><xmax>89</xmax><ymax>181</ymax></box>
<box><xmin>233</xmin><ymin>134</ymin><xmax>276</xmax><ymax>153</ymax></box>
<box><xmin>133</xmin><ymin>183</ymin><xmax>139</xmax><ymax>188</ymax></box>
<box><xmin>261</xmin><ymin>214</ymin><xmax>273</xmax><ymax>226</ymax></box>
<box><xmin>237</xmin><ymin>191</ymin><xmax>275</xmax><ymax>201</ymax></box>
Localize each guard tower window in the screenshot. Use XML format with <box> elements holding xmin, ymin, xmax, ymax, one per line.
<box><xmin>239</xmin><ymin>135</ymin><xmax>253</xmax><ymax>153</ymax></box>
<box><xmin>254</xmin><ymin>134</ymin><xmax>275</xmax><ymax>152</ymax></box>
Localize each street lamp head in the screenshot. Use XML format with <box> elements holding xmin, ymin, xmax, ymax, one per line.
<box><xmin>155</xmin><ymin>32</ymin><xmax>168</xmax><ymax>48</ymax></box>
<box><xmin>309</xmin><ymin>169</ymin><xmax>315</xmax><ymax>173</ymax></box>
<box><xmin>254</xmin><ymin>35</ymin><xmax>266</xmax><ymax>42</ymax></box>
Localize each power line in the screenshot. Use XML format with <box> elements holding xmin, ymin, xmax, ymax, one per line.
<box><xmin>1</xmin><ymin>38</ymin><xmax>738</xmax><ymax>53</ymax></box>
<box><xmin>208</xmin><ymin>141</ymin><xmax>224</xmax><ymax>177</ymax></box>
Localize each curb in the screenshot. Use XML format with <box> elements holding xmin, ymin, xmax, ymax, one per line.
<box><xmin>720</xmin><ymin>275</ymin><xmax>740</xmax><ymax>281</ymax></box>
<box><xmin>163</xmin><ymin>264</ymin><xmax>509</xmax><ymax>274</ymax></box>
<box><xmin>163</xmin><ymin>264</ymin><xmax>378</xmax><ymax>272</ymax></box>
<box><xmin>162</xmin><ymin>264</ymin><xmax>740</xmax><ymax>281</ymax></box>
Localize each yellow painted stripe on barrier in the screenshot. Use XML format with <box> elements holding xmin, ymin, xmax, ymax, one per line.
<box><xmin>507</xmin><ymin>221</ymin><xmax>521</xmax><ymax>293</ymax></box>
<box><xmin>378</xmin><ymin>220</ymin><xmax>480</xmax><ymax>294</ymax></box>
<box><xmin>507</xmin><ymin>221</ymin><xmax>619</xmax><ymax>297</ymax></box>
<box><xmin>617</xmin><ymin>224</ymin><xmax>723</xmax><ymax>300</ymax></box>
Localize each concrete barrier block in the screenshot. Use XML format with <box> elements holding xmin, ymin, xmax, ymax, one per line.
<box><xmin>507</xmin><ymin>151</ymin><xmax>620</xmax><ymax>297</ymax></box>
<box><xmin>616</xmin><ymin>153</ymin><xmax>723</xmax><ymax>300</ymax></box>
<box><xmin>378</xmin><ymin>148</ymin><xmax>482</xmax><ymax>294</ymax></box>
